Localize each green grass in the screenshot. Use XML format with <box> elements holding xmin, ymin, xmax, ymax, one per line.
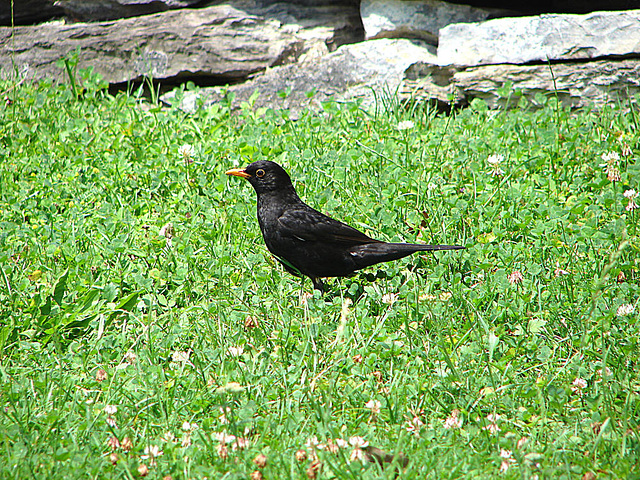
<box><xmin>0</xmin><ymin>68</ymin><xmax>639</xmax><ymax>479</ymax></box>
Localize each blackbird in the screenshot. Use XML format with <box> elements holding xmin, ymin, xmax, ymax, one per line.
<box><xmin>226</xmin><ymin>160</ymin><xmax>464</xmax><ymax>291</ymax></box>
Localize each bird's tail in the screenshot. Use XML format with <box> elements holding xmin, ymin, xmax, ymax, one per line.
<box><xmin>399</xmin><ymin>243</ymin><xmax>465</xmax><ymax>252</ymax></box>
<box><xmin>352</xmin><ymin>242</ymin><xmax>464</xmax><ymax>269</ymax></box>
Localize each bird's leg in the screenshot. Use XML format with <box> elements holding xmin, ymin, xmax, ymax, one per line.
<box><xmin>311</xmin><ymin>276</ymin><xmax>324</xmax><ymax>294</ymax></box>
<box><xmin>297</xmin><ymin>275</ymin><xmax>315</xmax><ymax>306</ymax></box>
<box><xmin>298</xmin><ymin>275</ymin><xmax>305</xmax><ymax>299</ymax></box>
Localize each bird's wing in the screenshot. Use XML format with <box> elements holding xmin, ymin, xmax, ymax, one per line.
<box><xmin>277</xmin><ymin>205</ymin><xmax>379</xmax><ymax>245</ymax></box>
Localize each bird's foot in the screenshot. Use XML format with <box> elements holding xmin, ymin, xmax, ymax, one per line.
<box><xmin>311</xmin><ymin>276</ymin><xmax>324</xmax><ymax>294</ymax></box>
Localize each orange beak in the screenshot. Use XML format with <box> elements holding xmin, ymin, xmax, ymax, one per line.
<box><xmin>225</xmin><ymin>167</ymin><xmax>251</xmax><ymax>179</ymax></box>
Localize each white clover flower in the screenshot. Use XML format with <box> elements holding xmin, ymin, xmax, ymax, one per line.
<box><xmin>141</xmin><ymin>445</ymin><xmax>163</xmax><ymax>465</ymax></box>
<box><xmin>228</xmin><ymin>346</ymin><xmax>244</xmax><ymax>357</ymax></box>
<box><xmin>381</xmin><ymin>293</ymin><xmax>397</xmax><ymax>305</ymax></box>
<box><xmin>405</xmin><ymin>414</ymin><xmax>424</xmax><ymax>435</ymax></box>
<box><xmin>142</xmin><ymin>445</ymin><xmax>163</xmax><ymax>459</ymax></box>
<box><xmin>601</xmin><ymin>151</ymin><xmax>620</xmax><ymax>163</ymax></box>
<box><xmin>124</xmin><ymin>351</ymin><xmax>137</xmax><ymax>365</ymax></box>
<box><xmin>104</xmin><ymin>405</ymin><xmax>118</xmax><ymax>415</ymax></box>
<box><xmin>499</xmin><ymin>449</ymin><xmax>516</xmax><ymax>473</ymax></box>
<box><xmin>571</xmin><ymin>377</ymin><xmax>587</xmax><ymax>394</ymax></box>
<box><xmin>182</xmin><ymin>421</ymin><xmax>197</xmax><ymax>432</ymax></box>
<box><xmin>486</xmin><ymin>413</ymin><xmax>501</xmax><ymax>423</ymax></box>
<box><xmin>487</xmin><ymin>154</ymin><xmax>505</xmax><ymax>165</ymax></box>
<box><xmin>178</xmin><ymin>144</ymin><xmax>195</xmax><ymax>160</ymax></box>
<box><xmin>305</xmin><ymin>436</ymin><xmax>320</xmax><ymax>449</ymax></box>
<box><xmin>508</xmin><ymin>270</ymin><xmax>524</xmax><ymax>284</ymax></box>
<box><xmin>171</xmin><ymin>350</ymin><xmax>190</xmax><ymax>363</ymax></box>
<box><xmin>365</xmin><ymin>399</ymin><xmax>381</xmax><ymax>415</ymax></box>
<box><xmin>397</xmin><ymin>120</ymin><xmax>415</xmax><ymax>131</ymax></box>
<box><xmin>484</xmin><ymin>422</ymin><xmax>500</xmax><ymax>434</ymax></box>
<box><xmin>554</xmin><ymin>260</ymin><xmax>570</xmax><ymax>277</ymax></box>
<box><xmin>487</xmin><ymin>154</ymin><xmax>505</xmax><ymax>176</ymax></box>
<box><xmin>335</xmin><ymin>438</ymin><xmax>349</xmax><ymax>449</ymax></box>
<box><xmin>443</xmin><ymin>409</ymin><xmax>463</xmax><ymax>429</ymax></box>
<box><xmin>349</xmin><ymin>447</ymin><xmax>367</xmax><ymax>462</ymax></box>
<box><xmin>215</xmin><ymin>382</ymin><xmax>244</xmax><ymax>394</ymax></box>
<box><xmin>214</xmin><ymin>431</ymin><xmax>236</xmax><ymax>444</ymax></box>
<box><xmin>601</xmin><ymin>152</ymin><xmax>621</xmax><ymax>182</ymax></box>
<box><xmin>232</xmin><ymin>437</ymin><xmax>250</xmax><ymax>450</ymax></box>
<box><xmin>159</xmin><ymin>222</ymin><xmax>174</xmax><ymax>239</ymax></box>
<box><xmin>624</xmin><ymin>189</ymin><xmax>638</xmax><ymax>211</ymax></box>
<box><xmin>218</xmin><ymin>406</ymin><xmax>231</xmax><ymax>424</ymax></box>
<box><xmin>483</xmin><ymin>413</ymin><xmax>501</xmax><ymax>433</ymax></box>
<box><xmin>597</xmin><ymin>367</ymin><xmax>613</xmax><ymax>380</ymax></box>
<box><xmin>616</xmin><ymin>304</ymin><xmax>635</xmax><ymax>316</ymax></box>
<box><xmin>348</xmin><ymin>436</ymin><xmax>368</xmax><ymax>448</ymax></box>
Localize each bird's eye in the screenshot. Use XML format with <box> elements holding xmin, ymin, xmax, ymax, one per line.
<box><xmin>256</xmin><ymin>169</ymin><xmax>265</xmax><ymax>178</ymax></box>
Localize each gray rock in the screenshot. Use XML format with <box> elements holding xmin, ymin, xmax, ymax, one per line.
<box><xmin>439</xmin><ymin>9</ymin><xmax>640</xmax><ymax>66</ymax></box>
<box><xmin>401</xmin><ymin>62</ymin><xmax>458</xmax><ymax>106</ymax></box>
<box><xmin>162</xmin><ymin>38</ymin><xmax>437</xmax><ymax>117</ymax></box>
<box><xmin>229</xmin><ymin>0</ymin><xmax>364</xmax><ymax>51</ymax></box>
<box><xmin>0</xmin><ymin>5</ymin><xmax>303</xmax><ymax>84</ymax></box>
<box><xmin>361</xmin><ymin>0</ymin><xmax>509</xmax><ymax>44</ymax></box>
<box><xmin>457</xmin><ymin>59</ymin><xmax>640</xmax><ymax>108</ymax></box>
<box><xmin>401</xmin><ymin>58</ymin><xmax>640</xmax><ymax>109</ymax></box>
<box><xmin>0</xmin><ymin>0</ymin><xmax>361</xmax><ymax>86</ymax></box>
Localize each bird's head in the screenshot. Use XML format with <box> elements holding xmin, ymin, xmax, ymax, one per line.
<box><xmin>226</xmin><ymin>160</ymin><xmax>296</xmax><ymax>196</ymax></box>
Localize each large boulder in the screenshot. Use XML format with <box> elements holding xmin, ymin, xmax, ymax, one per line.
<box><xmin>227</xmin><ymin>0</ymin><xmax>364</xmax><ymax>52</ymax></box>
<box><xmin>401</xmin><ymin>58</ymin><xmax>640</xmax><ymax>109</ymax></box>
<box><xmin>438</xmin><ymin>9</ymin><xmax>640</xmax><ymax>66</ymax></box>
<box><xmin>453</xmin><ymin>59</ymin><xmax>640</xmax><ymax>108</ymax></box>
<box><xmin>162</xmin><ymin>38</ymin><xmax>437</xmax><ymax>117</ymax></box>
<box><xmin>0</xmin><ymin>0</ymin><xmax>363</xmax><ymax>86</ymax></box>
<box><xmin>361</xmin><ymin>0</ymin><xmax>511</xmax><ymax>44</ymax></box>
<box><xmin>0</xmin><ymin>5</ymin><xmax>304</xmax><ymax>84</ymax></box>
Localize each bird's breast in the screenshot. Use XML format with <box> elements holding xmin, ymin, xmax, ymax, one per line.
<box><xmin>256</xmin><ymin>199</ymin><xmax>288</xmax><ymax>251</ymax></box>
